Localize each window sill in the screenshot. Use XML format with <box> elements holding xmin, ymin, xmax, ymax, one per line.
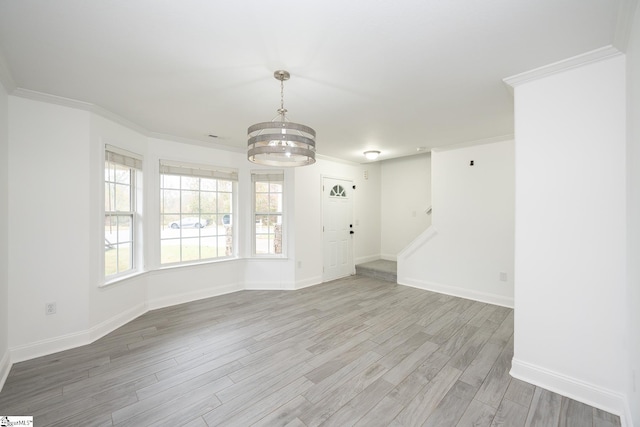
<box><xmin>101</xmin><ymin>270</ymin><xmax>147</xmax><ymax>288</ymax></box>
<box><xmin>248</xmin><ymin>255</ymin><xmax>289</xmax><ymax>260</ymax></box>
<box><xmin>156</xmin><ymin>256</ymin><xmax>240</xmax><ymax>272</ymax></box>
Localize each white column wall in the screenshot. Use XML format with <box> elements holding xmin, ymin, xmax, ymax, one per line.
<box><xmin>511</xmin><ymin>54</ymin><xmax>628</xmax><ymax>417</ymax></box>
<box><xmin>626</xmin><ymin>4</ymin><xmax>640</xmax><ymax>425</ymax></box>
<box><xmin>398</xmin><ymin>139</ymin><xmax>515</xmax><ymax>307</ymax></box>
<box><xmin>0</xmin><ymin>79</ymin><xmax>9</xmax><ymax>386</ymax></box>
<box><xmin>380</xmin><ymin>154</ymin><xmax>431</xmax><ymax>260</ymax></box>
<box><xmin>8</xmin><ymin>97</ymin><xmax>92</xmax><ymax>360</ymax></box>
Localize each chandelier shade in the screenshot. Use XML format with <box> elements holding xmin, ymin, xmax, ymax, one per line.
<box><xmin>247</xmin><ymin>70</ymin><xmax>316</xmax><ymax>167</ymax></box>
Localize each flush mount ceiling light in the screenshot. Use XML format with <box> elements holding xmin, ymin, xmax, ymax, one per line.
<box><xmin>364</xmin><ymin>150</ymin><xmax>381</xmax><ymax>160</ymax></box>
<box><xmin>247</xmin><ymin>70</ymin><xmax>316</xmax><ymax>167</ymax></box>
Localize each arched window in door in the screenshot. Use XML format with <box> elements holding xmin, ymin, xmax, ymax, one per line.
<box><xmin>330</xmin><ymin>184</ymin><xmax>347</xmax><ymax>198</ymax></box>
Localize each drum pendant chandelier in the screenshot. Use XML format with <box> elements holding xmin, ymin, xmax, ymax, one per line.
<box><xmin>247</xmin><ymin>70</ymin><xmax>316</xmax><ymax>167</ymax></box>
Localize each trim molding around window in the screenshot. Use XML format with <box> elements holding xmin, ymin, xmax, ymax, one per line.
<box><xmin>252</xmin><ymin>170</ymin><xmax>285</xmax><ymax>257</ymax></box>
<box><xmin>104</xmin><ymin>145</ymin><xmax>143</xmax><ymax>281</ymax></box>
<box><xmin>159</xmin><ymin>160</ymin><xmax>238</xmax><ymax>266</ymax></box>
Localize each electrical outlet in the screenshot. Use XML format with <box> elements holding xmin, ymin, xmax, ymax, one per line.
<box><xmin>45</xmin><ymin>302</ymin><xmax>57</xmax><ymax>315</ymax></box>
<box><xmin>499</xmin><ymin>272</ymin><xmax>508</xmax><ymax>282</ymax></box>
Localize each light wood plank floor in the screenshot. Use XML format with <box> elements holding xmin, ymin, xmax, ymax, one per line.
<box><xmin>0</xmin><ymin>275</ymin><xmax>622</xmax><ymax>426</ymax></box>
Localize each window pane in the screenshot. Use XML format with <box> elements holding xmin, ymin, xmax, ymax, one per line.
<box><xmin>105</xmin><ymin>163</ymin><xmax>114</xmax><ymax>182</ymax></box>
<box><xmin>255</xmin><ymin>182</ymin><xmax>269</xmax><ymax>192</ymax></box>
<box><xmin>161</xmin><ymin>239</ymin><xmax>180</xmax><ymax>264</ymax></box>
<box><xmin>162</xmin><ymin>174</ymin><xmax>180</xmax><ymax>189</ymax></box>
<box><xmin>201</xmin><ymin>221</ymin><xmax>216</xmax><ymax>237</ymax></box>
<box><xmin>161</xmin><ymin>190</ymin><xmax>180</xmax><ymax>214</ymax></box>
<box><xmin>201</xmin><ymin>237</ymin><xmax>216</xmax><ymax>259</ymax></box>
<box><xmin>200</xmin><ymin>191</ymin><xmax>216</xmax><ymax>213</ymax></box>
<box><xmin>201</xmin><ymin>178</ymin><xmax>216</xmax><ymax>191</ymax></box>
<box><xmin>181</xmin><ymin>176</ymin><xmax>199</xmax><ymax>190</ymax></box>
<box><xmin>105</xmin><ymin>242</ymin><xmax>117</xmax><ymax>276</ymax></box>
<box><xmin>114</xmin><ymin>183</ymin><xmax>131</xmax><ymax>211</ymax></box>
<box><xmin>181</xmin><ymin>238</ymin><xmax>200</xmax><ymax>262</ymax></box>
<box><xmin>218</xmin><ymin>193</ymin><xmax>232</xmax><ymax>213</ymax></box>
<box><xmin>255</xmin><ymin>234</ymin><xmax>270</xmax><ymax>254</ymax></box>
<box><xmin>220</xmin><ymin>213</ymin><xmax>232</xmax><ymax>228</ymax></box>
<box><xmin>274</xmin><ymin>222</ymin><xmax>283</xmax><ymax>254</ymax></box>
<box><xmin>105</xmin><ymin>183</ymin><xmax>115</xmax><ymax>211</ymax></box>
<box><xmin>269</xmin><ymin>194</ymin><xmax>282</xmax><ymax>212</ymax></box>
<box><xmin>270</xmin><ymin>182</ymin><xmax>283</xmax><ymax>192</ymax></box>
<box><xmin>117</xmin><ymin>242</ymin><xmax>132</xmax><ymax>271</ymax></box>
<box><xmin>219</xmin><ymin>235</ymin><xmax>231</xmax><ymax>257</ymax></box>
<box><xmin>162</xmin><ymin>214</ymin><xmax>180</xmax><ymax>231</ymax></box>
<box><xmin>255</xmin><ymin>193</ymin><xmax>269</xmax><ymax>213</ymax></box>
<box><xmin>117</xmin><ymin>215</ymin><xmax>132</xmax><ymax>243</ymax></box>
<box><xmin>105</xmin><ymin>215</ymin><xmax>117</xmax><ymax>244</ymax></box>
<box><xmin>255</xmin><ymin>214</ymin><xmax>268</xmax><ymax>230</ymax></box>
<box><xmin>114</xmin><ymin>164</ymin><xmax>130</xmax><ymax>184</ymax></box>
<box><xmin>218</xmin><ymin>180</ymin><xmax>232</xmax><ymax>192</ymax></box>
<box><xmin>181</xmin><ymin>191</ymin><xmax>200</xmax><ymax>214</ymax></box>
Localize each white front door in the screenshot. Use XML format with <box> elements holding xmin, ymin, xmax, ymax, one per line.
<box><xmin>322</xmin><ymin>177</ymin><xmax>354</xmax><ymax>282</ymax></box>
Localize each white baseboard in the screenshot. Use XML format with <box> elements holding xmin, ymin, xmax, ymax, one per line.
<box><xmin>89</xmin><ymin>302</ymin><xmax>148</xmax><ymax>342</ymax></box>
<box><xmin>0</xmin><ymin>350</ymin><xmax>10</xmax><ymax>392</ymax></box>
<box><xmin>294</xmin><ymin>276</ymin><xmax>322</xmax><ymax>290</ymax></box>
<box><xmin>398</xmin><ymin>277</ymin><xmax>514</xmax><ymax>308</ymax></box>
<box><xmin>148</xmin><ymin>283</ymin><xmax>243</xmax><ymax>310</ymax></box>
<box><xmin>244</xmin><ymin>281</ymin><xmax>290</xmax><ymax>291</ymax></box>
<box><xmin>10</xmin><ymin>302</ymin><xmax>149</xmax><ymax>364</ymax></box>
<box><xmin>10</xmin><ymin>329</ymin><xmax>91</xmax><ymax>364</ymax></box>
<box><xmin>511</xmin><ymin>358</ymin><xmax>632</xmax><ymax>427</ymax></box>
<box><xmin>354</xmin><ymin>254</ymin><xmax>382</xmax><ymax>265</ymax></box>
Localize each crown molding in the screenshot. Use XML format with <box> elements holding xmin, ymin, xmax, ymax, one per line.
<box><xmin>146</xmin><ymin>131</ymin><xmax>246</xmax><ymax>154</ymax></box>
<box><xmin>503</xmin><ymin>45</ymin><xmax>622</xmax><ymax>90</ymax></box>
<box><xmin>12</xmin><ymin>87</ymin><xmax>149</xmax><ymax>135</ymax></box>
<box><xmin>431</xmin><ymin>134</ymin><xmax>514</xmax><ymax>152</ymax></box>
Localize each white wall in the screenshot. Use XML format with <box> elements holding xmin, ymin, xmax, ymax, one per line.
<box><xmin>398</xmin><ymin>139</ymin><xmax>515</xmax><ymax>307</ymax></box>
<box><xmin>626</xmin><ymin>4</ymin><xmax>640</xmax><ymax>426</ymax></box>
<box><xmin>294</xmin><ymin>158</ymin><xmax>381</xmax><ymax>287</ymax></box>
<box><xmin>0</xmin><ymin>79</ymin><xmax>9</xmax><ymax>387</ymax></box>
<box><xmin>511</xmin><ymin>54</ymin><xmax>629</xmax><ymax>418</ymax></box>
<box><xmin>380</xmin><ymin>154</ymin><xmax>431</xmax><ymax>260</ymax></box>
<box><xmin>0</xmin><ymin>90</ymin><xmax>384</xmax><ymax>368</ymax></box>
<box><xmin>8</xmin><ymin>97</ymin><xmax>92</xmax><ymax>360</ymax></box>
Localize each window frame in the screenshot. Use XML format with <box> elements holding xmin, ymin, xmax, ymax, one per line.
<box><xmin>252</xmin><ymin>170</ymin><xmax>285</xmax><ymax>257</ymax></box>
<box><xmin>104</xmin><ymin>145</ymin><xmax>143</xmax><ymax>282</ymax></box>
<box><xmin>159</xmin><ymin>160</ymin><xmax>238</xmax><ymax>266</ymax></box>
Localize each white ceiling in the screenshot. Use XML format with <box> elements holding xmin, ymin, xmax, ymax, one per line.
<box><xmin>0</xmin><ymin>0</ymin><xmax>626</xmax><ymax>163</ymax></box>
